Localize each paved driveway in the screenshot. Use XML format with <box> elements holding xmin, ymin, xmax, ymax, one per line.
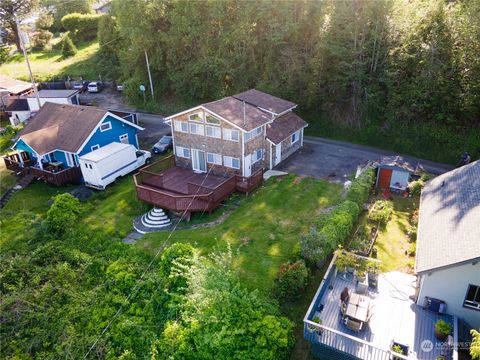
<box><xmin>276</xmin><ymin>136</ymin><xmax>454</xmax><ymax>180</ymax></box>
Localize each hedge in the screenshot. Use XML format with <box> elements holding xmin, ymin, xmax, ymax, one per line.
<box><xmin>61</xmin><ymin>13</ymin><xmax>105</xmax><ymax>42</ymax></box>
<box><xmin>346</xmin><ymin>168</ymin><xmax>376</xmax><ymax>207</ymax></box>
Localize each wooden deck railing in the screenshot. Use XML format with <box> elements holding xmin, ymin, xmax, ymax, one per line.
<box><xmin>235</xmin><ymin>168</ymin><xmax>264</xmax><ymax>193</ymax></box>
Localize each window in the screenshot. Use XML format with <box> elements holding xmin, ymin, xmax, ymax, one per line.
<box><xmin>119</xmin><ymin>134</ymin><xmax>129</xmax><ymax>144</ymax></box>
<box><xmin>244</xmin><ymin>127</ymin><xmax>263</xmax><ymax>142</ymax></box>
<box><xmin>207</xmin><ymin>152</ymin><xmax>222</xmax><ymax>165</ymax></box>
<box><xmin>224</xmin><ymin>156</ymin><xmax>240</xmax><ymax>169</ymax></box>
<box><xmin>223</xmin><ymin>128</ymin><xmax>239</xmax><ymax>142</ymax></box>
<box><xmin>176</xmin><ymin>146</ymin><xmax>190</xmax><ymax>159</ymax></box>
<box><xmin>189</xmin><ymin>112</ymin><xmax>203</xmax><ymax>122</ymax></box>
<box><xmin>174</xmin><ymin>120</ymin><xmax>189</xmax><ymax>133</ymax></box>
<box><xmin>206</xmin><ymin>125</ymin><xmax>221</xmax><ymax>138</ymax></box>
<box><xmin>189</xmin><ymin>123</ymin><xmax>205</xmax><ymax>136</ymax></box>
<box><xmin>100</xmin><ymin>122</ymin><xmax>112</xmax><ymax>132</ymax></box>
<box><xmin>464</xmin><ymin>284</ymin><xmax>480</xmax><ymax>310</ymax></box>
<box><xmin>291</xmin><ymin>130</ymin><xmax>300</xmax><ymax>144</ymax></box>
<box><xmin>91</xmin><ymin>144</ymin><xmax>100</xmax><ymax>151</ymax></box>
<box><xmin>252</xmin><ymin>148</ymin><xmax>264</xmax><ymax>163</ymax></box>
<box><xmin>206</xmin><ymin>114</ymin><xmax>220</xmax><ymax>125</ymax></box>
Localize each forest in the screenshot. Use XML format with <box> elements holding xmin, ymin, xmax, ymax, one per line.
<box><xmin>99</xmin><ymin>0</ymin><xmax>479</xmax><ymax>163</ymax></box>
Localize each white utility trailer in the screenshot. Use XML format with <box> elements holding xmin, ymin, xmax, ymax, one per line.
<box><xmin>79</xmin><ymin>142</ymin><xmax>151</xmax><ymax>190</ymax></box>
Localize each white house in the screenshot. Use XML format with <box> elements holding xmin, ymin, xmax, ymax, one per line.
<box><xmin>26</xmin><ymin>89</ymin><xmax>80</xmax><ymax>111</ymax></box>
<box><xmin>415</xmin><ymin>160</ymin><xmax>480</xmax><ymax>329</ymax></box>
<box><xmin>5</xmin><ymin>99</ymin><xmax>30</xmax><ymax>125</ymax></box>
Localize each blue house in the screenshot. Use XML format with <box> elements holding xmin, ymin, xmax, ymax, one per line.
<box><xmin>4</xmin><ymin>102</ymin><xmax>143</xmax><ymax>186</ymax></box>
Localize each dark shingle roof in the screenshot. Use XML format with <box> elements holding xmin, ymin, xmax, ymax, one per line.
<box><xmin>203</xmin><ymin>97</ymin><xmax>272</xmax><ymax>131</ymax></box>
<box><xmin>415</xmin><ymin>160</ymin><xmax>480</xmax><ymax>273</ymax></box>
<box><xmin>233</xmin><ymin>89</ymin><xmax>296</xmax><ymax>114</ymax></box>
<box><xmin>18</xmin><ymin>102</ymin><xmax>108</xmax><ymax>155</ymax></box>
<box><xmin>5</xmin><ymin>98</ymin><xmax>29</xmax><ymax>112</ymax></box>
<box><xmin>266</xmin><ymin>112</ymin><xmax>307</xmax><ymax>144</ymax></box>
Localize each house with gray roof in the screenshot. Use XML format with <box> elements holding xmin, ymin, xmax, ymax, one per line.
<box><xmin>415</xmin><ymin>159</ymin><xmax>480</xmax><ymax>329</ymax></box>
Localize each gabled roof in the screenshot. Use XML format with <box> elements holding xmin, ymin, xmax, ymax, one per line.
<box><xmin>415</xmin><ymin>160</ymin><xmax>480</xmax><ymax>274</ymax></box>
<box><xmin>0</xmin><ymin>75</ymin><xmax>33</xmax><ymax>95</ymax></box>
<box><xmin>27</xmin><ymin>89</ymin><xmax>79</xmax><ymax>98</ymax></box>
<box><xmin>376</xmin><ymin>155</ymin><xmax>417</xmax><ymax>172</ymax></box>
<box><xmin>233</xmin><ymin>89</ymin><xmax>296</xmax><ymax>115</ymax></box>
<box><xmin>266</xmin><ymin>112</ymin><xmax>307</xmax><ymax>144</ymax></box>
<box><xmin>203</xmin><ymin>97</ymin><xmax>272</xmax><ymax>131</ymax></box>
<box><xmin>16</xmin><ymin>102</ymin><xmax>140</xmax><ymax>155</ymax></box>
<box><xmin>5</xmin><ymin>98</ymin><xmax>29</xmax><ymax>112</ymax></box>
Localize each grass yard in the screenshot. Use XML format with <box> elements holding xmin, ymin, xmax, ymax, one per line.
<box><xmin>0</xmin><ymin>41</ymin><xmax>99</xmax><ymax>82</ymax></box>
<box><xmin>374</xmin><ymin>195</ymin><xmax>418</xmax><ymax>273</ymax></box>
<box><xmin>0</xmin><ymin>161</ymin><xmax>16</xmax><ymax>194</ymax></box>
<box><xmin>139</xmin><ymin>174</ymin><xmax>342</xmax><ymax>292</ymax></box>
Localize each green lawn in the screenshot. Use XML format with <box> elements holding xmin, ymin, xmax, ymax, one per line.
<box><xmin>374</xmin><ymin>195</ymin><xmax>418</xmax><ymax>273</ymax></box>
<box><xmin>0</xmin><ymin>40</ymin><xmax>99</xmax><ymax>82</ymax></box>
<box><xmin>139</xmin><ymin>175</ymin><xmax>342</xmax><ymax>292</ymax></box>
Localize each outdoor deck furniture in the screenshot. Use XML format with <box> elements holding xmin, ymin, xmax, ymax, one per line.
<box><xmin>345</xmin><ymin>317</ymin><xmax>363</xmax><ymax>332</ymax></box>
<box><xmin>423</xmin><ymin>296</ymin><xmax>447</xmax><ymax>314</ymax></box>
<box><xmin>340</xmin><ymin>287</ymin><xmax>349</xmax><ymax>302</ymax></box>
<box><xmin>343</xmin><ymin>293</ymin><xmax>372</xmax><ymax>331</ymax></box>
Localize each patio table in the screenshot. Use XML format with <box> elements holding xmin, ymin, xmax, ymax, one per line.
<box><xmin>345</xmin><ymin>293</ymin><xmax>371</xmax><ymax>322</ymax></box>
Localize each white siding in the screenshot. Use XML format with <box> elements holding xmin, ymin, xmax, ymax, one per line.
<box><xmin>27</xmin><ymin>97</ymin><xmax>72</xmax><ymax>111</ymax></box>
<box><xmin>390</xmin><ymin>169</ymin><xmax>410</xmax><ymax>188</ymax></box>
<box><xmin>417</xmin><ymin>262</ymin><xmax>480</xmax><ymax>328</ymax></box>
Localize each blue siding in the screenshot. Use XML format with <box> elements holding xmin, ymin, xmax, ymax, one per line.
<box><xmin>78</xmin><ymin>115</ymin><xmax>139</xmax><ymax>156</ymax></box>
<box><xmin>14</xmin><ymin>139</ymin><xmax>37</xmax><ymax>158</ymax></box>
<box><xmin>49</xmin><ymin>150</ymin><xmax>67</xmax><ymax>164</ymax></box>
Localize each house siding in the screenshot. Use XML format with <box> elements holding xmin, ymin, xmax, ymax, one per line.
<box><xmin>15</xmin><ymin>139</ymin><xmax>37</xmax><ymax>157</ymax></box>
<box><xmin>78</xmin><ymin>115</ymin><xmax>139</xmax><ymax>156</ymax></box>
<box><xmin>417</xmin><ymin>262</ymin><xmax>480</xmax><ymax>329</ymax></box>
<box><xmin>171</xmin><ymin>108</ymin><xmax>243</xmax><ymax>177</ymax></box>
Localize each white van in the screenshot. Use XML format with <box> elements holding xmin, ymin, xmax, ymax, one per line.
<box><xmin>79</xmin><ymin>142</ymin><xmax>151</xmax><ymax>190</ymax></box>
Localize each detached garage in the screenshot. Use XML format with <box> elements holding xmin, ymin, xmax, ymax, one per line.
<box><xmin>375</xmin><ymin>156</ymin><xmax>417</xmax><ymax>191</ymax></box>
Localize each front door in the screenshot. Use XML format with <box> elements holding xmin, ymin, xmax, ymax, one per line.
<box><xmin>191</xmin><ymin>149</ymin><xmax>206</xmax><ymax>173</ymax></box>
<box><xmin>274</xmin><ymin>143</ymin><xmax>282</xmax><ymax>166</ymax></box>
<box><xmin>378</xmin><ymin>168</ymin><xmax>392</xmax><ymax>189</ymax></box>
<box><xmin>244</xmin><ymin>154</ymin><xmax>252</xmax><ymax>177</ymax></box>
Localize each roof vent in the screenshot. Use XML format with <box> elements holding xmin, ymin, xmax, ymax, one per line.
<box><xmin>441</xmin><ymin>181</ymin><xmax>445</xmax><ymax>187</ymax></box>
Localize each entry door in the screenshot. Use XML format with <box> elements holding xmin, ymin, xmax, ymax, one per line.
<box><xmin>274</xmin><ymin>143</ymin><xmax>282</xmax><ymax>166</ymax></box>
<box><xmin>378</xmin><ymin>168</ymin><xmax>392</xmax><ymax>189</ymax></box>
<box><xmin>191</xmin><ymin>149</ymin><xmax>207</xmax><ymax>172</ymax></box>
<box><xmin>244</xmin><ymin>154</ymin><xmax>252</xmax><ymax>177</ymax></box>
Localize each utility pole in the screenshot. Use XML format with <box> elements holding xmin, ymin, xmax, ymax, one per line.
<box><xmin>16</xmin><ymin>19</ymin><xmax>41</xmax><ymax>109</ymax></box>
<box><xmin>144</xmin><ymin>49</ymin><xmax>154</xmax><ymax>100</ymax></box>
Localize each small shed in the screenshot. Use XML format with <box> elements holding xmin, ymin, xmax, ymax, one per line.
<box><xmin>375</xmin><ymin>156</ymin><xmax>417</xmax><ymax>191</ymax></box>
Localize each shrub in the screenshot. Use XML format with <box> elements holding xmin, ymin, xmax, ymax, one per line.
<box><xmin>435</xmin><ymin>320</ymin><xmax>452</xmax><ymax>336</ymax></box>
<box><xmin>407</xmin><ymin>243</ymin><xmax>416</xmax><ymax>257</ymax></box>
<box><xmin>274</xmin><ymin>260</ymin><xmax>309</xmax><ymax>302</ymax></box>
<box><xmin>409</xmin><ymin>179</ymin><xmax>425</xmax><ymax>196</ymax></box>
<box><xmin>300</xmin><ymin>227</ymin><xmax>337</xmax><ymax>267</ymax></box>
<box><xmin>347</xmin><ymin>168</ymin><xmax>375</xmax><ymax>207</ymax></box>
<box><xmin>45</xmin><ymin>193</ymin><xmax>81</xmax><ymax>234</ymax></box>
<box><xmin>471</xmin><ymin>329</ymin><xmax>480</xmax><ymax>360</ymax></box>
<box><xmin>320</xmin><ymin>200</ymin><xmax>360</xmax><ymax>246</ymax></box>
<box><xmin>368</xmin><ymin>200</ymin><xmax>393</xmax><ymax>224</ymax></box>
<box><xmin>61</xmin><ymin>13</ymin><xmax>105</xmax><ymax>42</ymax></box>
<box><xmin>61</xmin><ymin>35</ymin><xmax>77</xmax><ymax>58</ymax></box>
<box><xmin>32</xmin><ymin>30</ymin><xmax>53</xmax><ymax>50</ymax></box>
<box><xmin>0</xmin><ymin>44</ymin><xmax>10</xmax><ymax>65</ymax></box>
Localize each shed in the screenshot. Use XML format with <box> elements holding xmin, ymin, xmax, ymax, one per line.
<box><xmin>374</xmin><ymin>156</ymin><xmax>417</xmax><ymax>191</ymax></box>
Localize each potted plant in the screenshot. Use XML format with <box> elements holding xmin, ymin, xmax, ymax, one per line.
<box><xmin>436</xmin><ymin>356</ymin><xmax>446</xmax><ymax>360</ymax></box>
<box><xmin>434</xmin><ymin>320</ymin><xmax>451</xmax><ymax>341</ymax></box>
<box><xmin>307</xmin><ymin>316</ymin><xmax>323</xmax><ymax>335</ymax></box>
<box><xmin>390</xmin><ymin>342</ymin><xmax>408</xmax><ymax>360</ymax></box>
<box><xmin>367</xmin><ymin>261</ymin><xmax>379</xmax><ymax>288</ymax></box>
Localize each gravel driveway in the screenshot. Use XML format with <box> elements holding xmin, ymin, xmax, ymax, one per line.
<box><xmin>276</xmin><ymin>136</ymin><xmax>454</xmax><ymax>180</ymax></box>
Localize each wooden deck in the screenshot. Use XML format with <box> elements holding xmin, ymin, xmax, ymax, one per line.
<box><xmin>304</xmin><ymin>259</ymin><xmax>457</xmax><ymax>360</ymax></box>
<box><xmin>134</xmin><ymin>156</ymin><xmax>263</xmax><ymax>215</ymax></box>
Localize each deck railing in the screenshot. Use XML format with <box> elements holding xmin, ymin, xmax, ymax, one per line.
<box><xmin>235</xmin><ymin>168</ymin><xmax>264</xmax><ymax>193</ymax></box>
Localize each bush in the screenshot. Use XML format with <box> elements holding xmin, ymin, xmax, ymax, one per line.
<box><xmin>300</xmin><ymin>227</ymin><xmax>336</xmax><ymax>267</ymax></box>
<box><xmin>274</xmin><ymin>260</ymin><xmax>309</xmax><ymax>302</ymax></box>
<box><xmin>347</xmin><ymin>168</ymin><xmax>375</xmax><ymax>207</ymax></box>
<box><xmin>408</xmin><ymin>179</ymin><xmax>425</xmax><ymax>196</ymax></box>
<box><xmin>471</xmin><ymin>329</ymin><xmax>480</xmax><ymax>360</ymax></box>
<box><xmin>61</xmin><ymin>13</ymin><xmax>105</xmax><ymax>42</ymax></box>
<box><xmin>368</xmin><ymin>200</ymin><xmax>393</xmax><ymax>225</ymax></box>
<box><xmin>320</xmin><ymin>200</ymin><xmax>360</xmax><ymax>246</ymax></box>
<box><xmin>46</xmin><ymin>193</ymin><xmax>81</xmax><ymax>234</ymax></box>
<box><xmin>61</xmin><ymin>35</ymin><xmax>77</xmax><ymax>58</ymax></box>
<box><xmin>32</xmin><ymin>30</ymin><xmax>53</xmax><ymax>50</ymax></box>
<box><xmin>407</xmin><ymin>243</ymin><xmax>416</xmax><ymax>257</ymax></box>
<box><xmin>0</xmin><ymin>44</ymin><xmax>10</xmax><ymax>65</ymax></box>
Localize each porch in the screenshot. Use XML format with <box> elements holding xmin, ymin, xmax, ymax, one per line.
<box><xmin>133</xmin><ymin>155</ymin><xmax>263</xmax><ymax>215</ymax></box>
<box><xmin>3</xmin><ymin>153</ymin><xmax>82</xmax><ymax>186</ymax></box>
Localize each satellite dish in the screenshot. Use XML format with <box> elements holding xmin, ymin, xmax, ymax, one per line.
<box><xmin>139</xmin><ymin>84</ymin><xmax>146</xmax><ymax>92</ymax></box>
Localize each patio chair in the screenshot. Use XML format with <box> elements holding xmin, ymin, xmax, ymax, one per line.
<box><xmin>340</xmin><ymin>287</ymin><xmax>349</xmax><ymax>302</ymax></box>
<box><xmin>345</xmin><ymin>317</ymin><xmax>363</xmax><ymax>332</ymax></box>
<box><xmin>339</xmin><ymin>300</ymin><xmax>347</xmax><ymax>317</ymax></box>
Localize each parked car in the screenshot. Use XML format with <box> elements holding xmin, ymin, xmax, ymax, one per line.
<box><xmin>72</xmin><ymin>81</ymin><xmax>88</xmax><ymax>92</ymax></box>
<box><xmin>87</xmin><ymin>81</ymin><xmax>103</xmax><ymax>93</ymax></box>
<box><xmin>116</xmin><ymin>83</ymin><xmax>124</xmax><ymax>92</ymax></box>
<box><xmin>152</xmin><ymin>135</ymin><xmax>173</xmax><ymax>154</ymax></box>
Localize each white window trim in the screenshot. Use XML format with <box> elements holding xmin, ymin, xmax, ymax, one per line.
<box><xmin>205</xmin><ymin>114</ymin><xmax>221</xmax><ymax>125</ymax></box>
<box><xmin>189</xmin><ymin>123</ymin><xmax>205</xmax><ymax>136</ymax></box>
<box><xmin>244</xmin><ymin>127</ymin><xmax>263</xmax><ymax>142</ymax></box>
<box><xmin>207</xmin><ymin>152</ymin><xmax>222</xmax><ymax>165</ymax></box>
<box><xmin>206</xmin><ymin>125</ymin><xmax>221</xmax><ymax>139</ymax></box>
<box><xmin>91</xmin><ymin>144</ymin><xmax>100</xmax><ymax>151</ymax></box>
<box><xmin>176</xmin><ymin>146</ymin><xmax>190</xmax><ymax>159</ymax></box>
<box><xmin>189</xmin><ymin>112</ymin><xmax>204</xmax><ymax>123</ymax></box>
<box><xmin>174</xmin><ymin>120</ymin><xmax>189</xmax><ymax>133</ymax></box>
<box><xmin>119</xmin><ymin>134</ymin><xmax>129</xmax><ymax>143</ymax></box>
<box><xmin>291</xmin><ymin>130</ymin><xmax>300</xmax><ymax>144</ymax></box>
<box><xmin>252</xmin><ymin>148</ymin><xmax>264</xmax><ymax>164</ymax></box>
<box><xmin>464</xmin><ymin>284</ymin><xmax>480</xmax><ymax>310</ymax></box>
<box><xmin>224</xmin><ymin>156</ymin><xmax>240</xmax><ymax>169</ymax></box>
<box><xmin>223</xmin><ymin>128</ymin><xmax>239</xmax><ymax>142</ymax></box>
<box><xmin>100</xmin><ymin>121</ymin><xmax>112</xmax><ymax>132</ymax></box>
